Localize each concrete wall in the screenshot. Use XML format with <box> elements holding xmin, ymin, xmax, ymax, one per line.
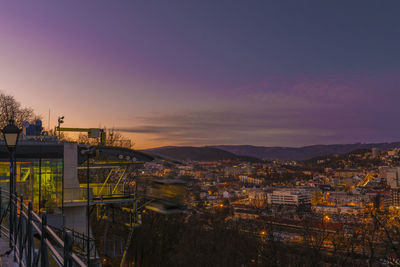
<box><xmin>63</xmin><ymin>143</ymin><xmax>92</xmax><ymax>236</ymax></box>
<box><xmin>64</xmin><ymin>206</ymin><xmax>89</xmax><ymax>234</ymax></box>
<box><xmin>64</xmin><ymin>143</ymin><xmax>80</xmax><ymax>200</ymax></box>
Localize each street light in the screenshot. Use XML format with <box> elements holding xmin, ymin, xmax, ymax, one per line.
<box><xmin>3</xmin><ymin>119</ymin><xmax>21</xmax><ymax>196</ymax></box>
<box><xmin>57</xmin><ymin>116</ymin><xmax>64</xmax><ymax>139</ymax></box>
<box><xmin>81</xmin><ymin>145</ymin><xmax>95</xmax><ymax>266</ymax></box>
<box><xmin>2</xmin><ymin>119</ymin><xmax>21</xmax><ymax>248</ymax></box>
<box><xmin>3</xmin><ymin>119</ymin><xmax>21</xmax><ymax>151</ymax></box>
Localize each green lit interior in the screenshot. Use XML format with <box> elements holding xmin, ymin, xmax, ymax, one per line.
<box><xmin>0</xmin><ymin>159</ymin><xmax>63</xmax><ymax>214</ymax></box>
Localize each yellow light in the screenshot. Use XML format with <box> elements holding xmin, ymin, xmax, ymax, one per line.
<box><xmin>219</xmin><ymin>204</ymin><xmax>223</xmax><ymax>208</ymax></box>
<box><xmin>323</xmin><ymin>215</ymin><xmax>331</xmax><ymax>223</ymax></box>
<box><xmin>260</xmin><ymin>230</ymin><xmax>266</xmax><ymax>235</ymax></box>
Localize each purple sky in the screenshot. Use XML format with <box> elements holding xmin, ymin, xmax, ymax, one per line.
<box><xmin>0</xmin><ymin>1</ymin><xmax>399</xmax><ymax>148</ymax></box>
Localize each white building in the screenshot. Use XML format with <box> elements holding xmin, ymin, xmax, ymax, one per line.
<box><xmin>267</xmin><ymin>189</ymin><xmax>311</xmax><ymax>206</ymax></box>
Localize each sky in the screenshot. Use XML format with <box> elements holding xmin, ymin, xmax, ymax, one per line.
<box><xmin>0</xmin><ymin>1</ymin><xmax>399</xmax><ymax>149</ymax></box>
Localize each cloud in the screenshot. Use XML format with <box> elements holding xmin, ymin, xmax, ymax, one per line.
<box><xmin>120</xmin><ymin>71</ymin><xmax>400</xmax><ymax>147</ymax></box>
<box><xmin>119</xmin><ymin>110</ymin><xmax>338</xmax><ymax>146</ymax></box>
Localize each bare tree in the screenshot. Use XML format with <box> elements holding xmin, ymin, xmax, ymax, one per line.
<box><xmin>0</xmin><ymin>92</ymin><xmax>37</xmax><ymax>128</ymax></box>
<box><xmin>106</xmin><ymin>128</ymin><xmax>134</xmax><ymax>148</ymax></box>
<box><xmin>77</xmin><ymin>133</ymin><xmax>97</xmax><ymax>145</ymax></box>
<box><xmin>330</xmin><ymin>224</ymin><xmax>360</xmax><ymax>266</ymax></box>
<box><xmin>74</xmin><ymin>128</ymin><xmax>134</xmax><ymax>148</ymax></box>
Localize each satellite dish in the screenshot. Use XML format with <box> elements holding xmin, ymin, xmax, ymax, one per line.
<box><xmin>125</xmin><ymin>156</ymin><xmax>131</xmax><ymax>160</ymax></box>
<box><xmin>118</xmin><ymin>155</ymin><xmax>124</xmax><ymax>159</ymax></box>
<box><xmin>22</xmin><ymin>121</ymin><xmax>30</xmax><ymax>128</ymax></box>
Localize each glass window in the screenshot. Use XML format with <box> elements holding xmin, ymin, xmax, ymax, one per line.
<box><xmin>0</xmin><ymin>158</ymin><xmax>63</xmax><ymax>214</ymax></box>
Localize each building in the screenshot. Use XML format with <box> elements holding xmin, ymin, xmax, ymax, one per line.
<box><xmin>233</xmin><ymin>208</ymin><xmax>259</xmax><ymax>220</ymax></box>
<box><xmin>328</xmin><ymin>191</ymin><xmax>389</xmax><ymax>209</ymax></box>
<box><xmin>388</xmin><ymin>149</ymin><xmax>400</xmax><ymax>157</ymax></box>
<box><xmin>239</xmin><ymin>175</ymin><xmax>248</xmax><ymax>182</ymax></box>
<box><xmin>336</xmin><ymin>170</ymin><xmax>359</xmax><ymax>179</ymax></box>
<box><xmin>240</xmin><ymin>175</ymin><xmax>263</xmax><ymax>185</ymax></box>
<box><xmin>0</xmin><ymin>139</ymin><xmax>153</xmax><ymax>242</ymax></box>
<box><xmin>312</xmin><ymin>205</ymin><xmax>339</xmax><ymax>214</ymax></box>
<box><xmin>390</xmin><ymin>189</ymin><xmax>400</xmax><ymax>207</ymax></box>
<box><xmin>267</xmin><ymin>189</ymin><xmax>311</xmax><ymax>206</ymax></box>
<box><xmin>312</xmin><ymin>204</ymin><xmax>363</xmax><ymax>215</ymax></box>
<box><xmin>386</xmin><ymin>168</ymin><xmax>400</xmax><ymax>189</ymax></box>
<box><xmin>371</xmin><ymin>147</ymin><xmax>379</xmax><ymax>158</ymax></box>
<box><xmin>247</xmin><ymin>176</ymin><xmax>263</xmax><ymax>185</ymax></box>
<box><xmin>248</xmin><ymin>188</ymin><xmax>267</xmax><ymax>207</ymax></box>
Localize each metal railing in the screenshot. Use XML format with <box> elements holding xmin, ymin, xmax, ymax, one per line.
<box><xmin>64</xmin><ymin>188</ymin><xmax>93</xmax><ymax>203</ymax></box>
<box><xmin>64</xmin><ymin>184</ymin><xmax>133</xmax><ymax>202</ymax></box>
<box><xmin>64</xmin><ymin>227</ymin><xmax>98</xmax><ymax>260</ymax></box>
<box><xmin>0</xmin><ymin>189</ymin><xmax>87</xmax><ymax>267</ymax></box>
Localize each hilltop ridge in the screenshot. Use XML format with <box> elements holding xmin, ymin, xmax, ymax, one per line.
<box><xmin>142</xmin><ymin>142</ymin><xmax>400</xmax><ymax>161</ymax></box>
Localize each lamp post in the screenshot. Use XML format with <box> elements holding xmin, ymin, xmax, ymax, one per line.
<box><xmin>81</xmin><ymin>145</ymin><xmax>95</xmax><ymax>266</ymax></box>
<box><xmin>2</xmin><ymin>119</ymin><xmax>21</xmax><ymax>248</ymax></box>
<box><xmin>57</xmin><ymin>116</ymin><xmax>64</xmax><ymax>139</ymax></box>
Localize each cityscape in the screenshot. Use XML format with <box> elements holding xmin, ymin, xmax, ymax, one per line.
<box><xmin>0</xmin><ymin>1</ymin><xmax>399</xmax><ymax>267</ymax></box>
<box><xmin>135</xmin><ymin>145</ymin><xmax>400</xmax><ymax>266</ymax></box>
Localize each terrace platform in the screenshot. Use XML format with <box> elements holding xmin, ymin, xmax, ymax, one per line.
<box><xmin>0</xmin><ymin>236</ymin><xmax>16</xmax><ymax>267</ymax></box>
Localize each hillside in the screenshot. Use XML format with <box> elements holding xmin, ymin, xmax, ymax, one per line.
<box><xmin>211</xmin><ymin>143</ymin><xmax>400</xmax><ymax>160</ymax></box>
<box><xmin>144</xmin><ymin>142</ymin><xmax>400</xmax><ymax>161</ymax></box>
<box><xmin>142</xmin><ymin>146</ymin><xmax>259</xmax><ymax>162</ymax></box>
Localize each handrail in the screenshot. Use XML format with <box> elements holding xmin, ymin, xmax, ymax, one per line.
<box><xmin>112</xmin><ymin>168</ymin><xmax>127</xmax><ymax>194</ymax></box>
<box><xmin>0</xmin><ymin>189</ymin><xmax>87</xmax><ymax>267</ymax></box>
<box><xmin>64</xmin><ymin>184</ymin><xmax>133</xmax><ymax>201</ymax></box>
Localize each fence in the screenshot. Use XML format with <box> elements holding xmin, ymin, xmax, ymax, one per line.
<box><xmin>64</xmin><ymin>184</ymin><xmax>133</xmax><ymax>203</ymax></box>
<box><xmin>0</xmin><ymin>189</ymin><xmax>87</xmax><ymax>267</ymax></box>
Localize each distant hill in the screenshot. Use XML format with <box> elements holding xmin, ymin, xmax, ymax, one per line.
<box><xmin>143</xmin><ymin>142</ymin><xmax>400</xmax><ymax>161</ymax></box>
<box><xmin>141</xmin><ymin>146</ymin><xmax>259</xmax><ymax>162</ymax></box>
<box><xmin>211</xmin><ymin>143</ymin><xmax>400</xmax><ymax>160</ymax></box>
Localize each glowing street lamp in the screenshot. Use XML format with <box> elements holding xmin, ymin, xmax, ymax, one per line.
<box><xmin>2</xmin><ymin>119</ymin><xmax>21</xmax><ymax>248</ymax></box>
<box><xmin>3</xmin><ymin>120</ymin><xmax>21</xmax><ymax>151</ymax></box>
<box><xmin>2</xmin><ymin>119</ymin><xmax>21</xmax><ymax>196</ymax></box>
<box><xmin>81</xmin><ymin>145</ymin><xmax>96</xmax><ymax>266</ymax></box>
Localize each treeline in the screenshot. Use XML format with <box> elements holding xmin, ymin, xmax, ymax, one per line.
<box><xmin>97</xmin><ymin>206</ymin><xmax>400</xmax><ymax>267</ymax></box>
<box><xmin>0</xmin><ymin>92</ymin><xmax>38</xmax><ymax>128</ymax></box>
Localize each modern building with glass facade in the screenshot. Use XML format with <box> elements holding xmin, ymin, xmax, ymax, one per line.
<box><xmin>0</xmin><ymin>140</ymin><xmax>153</xmax><ymax>233</ymax></box>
